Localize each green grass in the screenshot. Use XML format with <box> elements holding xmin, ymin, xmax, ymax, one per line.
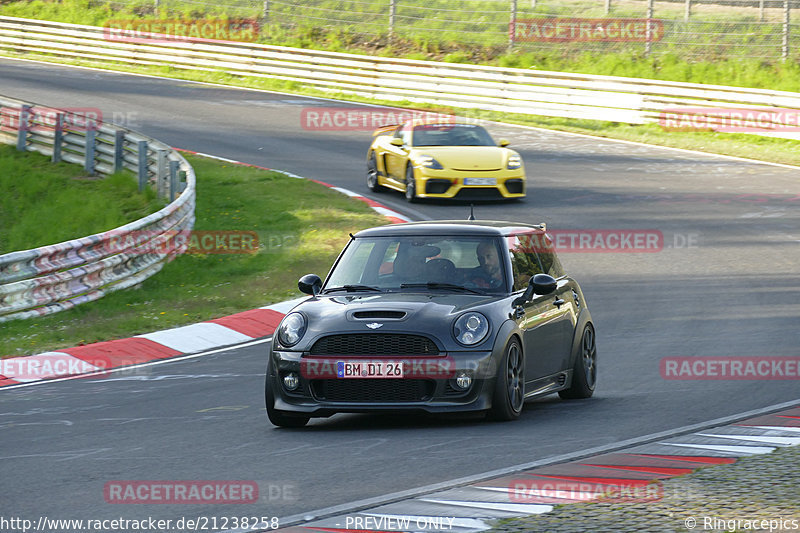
<box><xmin>0</xmin><ymin>153</ymin><xmax>388</xmax><ymax>357</ymax></box>
<box><xmin>0</xmin><ymin>144</ymin><xmax>163</xmax><ymax>254</ymax></box>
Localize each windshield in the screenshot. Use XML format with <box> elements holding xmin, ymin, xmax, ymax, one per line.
<box><xmin>325</xmin><ymin>236</ymin><xmax>508</xmax><ymax>293</ymax></box>
<box><xmin>412</xmin><ymin>124</ymin><xmax>497</xmax><ymax>147</ymax></box>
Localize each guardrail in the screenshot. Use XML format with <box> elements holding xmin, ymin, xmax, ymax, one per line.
<box><xmin>0</xmin><ymin>94</ymin><xmax>196</xmax><ymax>323</ymax></box>
<box><xmin>2</xmin><ymin>16</ymin><xmax>800</xmax><ymax>137</ymax></box>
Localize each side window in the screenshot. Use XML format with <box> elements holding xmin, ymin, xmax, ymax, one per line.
<box><xmin>508</xmin><ymin>232</ymin><xmax>548</xmax><ymax>291</ymax></box>
<box><xmin>537</xmin><ymin>246</ymin><xmax>564</xmax><ymax>278</ymax></box>
<box><xmin>401</xmin><ymin>124</ymin><xmax>413</xmax><ymax>146</ymax></box>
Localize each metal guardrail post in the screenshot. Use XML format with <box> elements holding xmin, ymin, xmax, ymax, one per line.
<box><xmin>137</xmin><ymin>140</ymin><xmax>148</xmax><ymax>192</ymax></box>
<box><xmin>113</xmin><ymin>130</ymin><xmax>125</xmax><ymax>173</ymax></box>
<box><xmin>84</xmin><ymin>129</ymin><xmax>96</xmax><ymax>175</ymax></box>
<box><xmin>685</xmin><ymin>0</ymin><xmax>691</xmax><ymax>22</ymax></box>
<box><xmin>156</xmin><ymin>149</ymin><xmax>168</xmax><ymax>199</ymax></box>
<box><xmin>509</xmin><ymin>0</ymin><xmax>517</xmax><ymax>51</ymax></box>
<box><xmin>262</xmin><ymin>0</ymin><xmax>270</xmax><ymax>24</ymax></box>
<box><xmin>645</xmin><ymin>0</ymin><xmax>655</xmax><ymax>56</ymax></box>
<box><xmin>783</xmin><ymin>0</ymin><xmax>790</xmax><ymax>61</ymax></box>
<box><xmin>169</xmin><ymin>159</ymin><xmax>179</xmax><ymax>202</ymax></box>
<box><xmin>16</xmin><ymin>104</ymin><xmax>30</xmax><ymax>152</ymax></box>
<box><xmin>760</xmin><ymin>0</ymin><xmax>765</xmax><ymax>22</ymax></box>
<box><xmin>389</xmin><ymin>0</ymin><xmax>396</xmax><ymax>42</ymax></box>
<box><xmin>52</xmin><ymin>112</ymin><xmax>64</xmax><ymax>163</ymax></box>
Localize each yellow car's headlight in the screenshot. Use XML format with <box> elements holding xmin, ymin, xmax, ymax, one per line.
<box><xmin>507</xmin><ymin>154</ymin><xmax>522</xmax><ymax>170</ymax></box>
<box><xmin>417</xmin><ymin>155</ymin><xmax>444</xmax><ymax>169</ymax></box>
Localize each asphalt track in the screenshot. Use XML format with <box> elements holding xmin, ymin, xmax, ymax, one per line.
<box><xmin>1</xmin><ymin>57</ymin><xmax>799</xmax><ymax>525</ymax></box>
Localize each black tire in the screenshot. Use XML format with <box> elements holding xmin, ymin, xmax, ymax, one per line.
<box><xmin>489</xmin><ymin>337</ymin><xmax>525</xmax><ymax>421</ymax></box>
<box><xmin>404</xmin><ymin>164</ymin><xmax>418</xmax><ymax>202</ymax></box>
<box><xmin>265</xmin><ymin>373</ymin><xmax>309</xmax><ymax>428</ymax></box>
<box><xmin>559</xmin><ymin>323</ymin><xmax>597</xmax><ymax>400</ymax></box>
<box><xmin>366</xmin><ymin>151</ymin><xmax>384</xmax><ymax>192</ymax></box>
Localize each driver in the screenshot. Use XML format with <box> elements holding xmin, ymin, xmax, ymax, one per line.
<box><xmin>467</xmin><ymin>241</ymin><xmax>504</xmax><ymax>289</ymax></box>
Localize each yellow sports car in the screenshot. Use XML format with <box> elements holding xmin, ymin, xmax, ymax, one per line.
<box><xmin>366</xmin><ymin>120</ymin><xmax>526</xmax><ymax>202</ymax></box>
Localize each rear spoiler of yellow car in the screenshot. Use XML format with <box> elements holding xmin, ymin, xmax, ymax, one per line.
<box><xmin>372</xmin><ymin>124</ymin><xmax>402</xmax><ymax>137</ymax></box>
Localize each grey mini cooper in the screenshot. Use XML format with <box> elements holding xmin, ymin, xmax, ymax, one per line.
<box><xmin>265</xmin><ymin>220</ymin><xmax>596</xmax><ymax>427</ymax></box>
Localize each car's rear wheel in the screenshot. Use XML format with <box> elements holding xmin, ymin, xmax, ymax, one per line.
<box><xmin>366</xmin><ymin>152</ymin><xmax>384</xmax><ymax>192</ymax></box>
<box><xmin>404</xmin><ymin>164</ymin><xmax>417</xmax><ymax>202</ymax></box>
<box><xmin>559</xmin><ymin>323</ymin><xmax>596</xmax><ymax>399</ymax></box>
<box><xmin>489</xmin><ymin>337</ymin><xmax>525</xmax><ymax>421</ymax></box>
<box><xmin>265</xmin><ymin>374</ymin><xmax>309</xmax><ymax>428</ymax></box>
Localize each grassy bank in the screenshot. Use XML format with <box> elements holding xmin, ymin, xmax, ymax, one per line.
<box><xmin>0</xmin><ymin>154</ymin><xmax>387</xmax><ymax>356</ymax></box>
<box><xmin>2</xmin><ymin>0</ymin><xmax>800</xmax><ymax>90</ymax></box>
<box><xmin>0</xmin><ymin>144</ymin><xmax>163</xmax><ymax>254</ymax></box>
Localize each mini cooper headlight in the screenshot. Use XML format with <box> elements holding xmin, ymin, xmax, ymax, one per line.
<box><xmin>507</xmin><ymin>154</ymin><xmax>522</xmax><ymax>170</ymax></box>
<box><xmin>453</xmin><ymin>312</ymin><xmax>490</xmax><ymax>346</ymax></box>
<box><xmin>277</xmin><ymin>312</ymin><xmax>307</xmax><ymax>347</ymax></box>
<box><xmin>418</xmin><ymin>155</ymin><xmax>444</xmax><ymax>169</ymax></box>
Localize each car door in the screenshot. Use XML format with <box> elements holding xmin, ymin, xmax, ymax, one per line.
<box><xmin>506</xmin><ymin>230</ymin><xmax>576</xmax><ymax>384</ymax></box>
<box><xmin>519</xmin><ymin>286</ymin><xmax>572</xmax><ymax>384</ymax></box>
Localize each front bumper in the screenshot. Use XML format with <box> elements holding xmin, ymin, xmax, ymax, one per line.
<box><xmin>268</xmin><ymin>349</ymin><xmax>497</xmax><ymax>416</ymax></box>
<box><xmin>413</xmin><ymin>169</ymin><xmax>526</xmax><ymax>200</ymax></box>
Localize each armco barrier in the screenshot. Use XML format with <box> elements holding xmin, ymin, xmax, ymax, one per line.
<box><xmin>0</xmin><ymin>94</ymin><xmax>196</xmax><ymax>323</ymax></box>
<box><xmin>2</xmin><ymin>16</ymin><xmax>800</xmax><ymax>136</ymax></box>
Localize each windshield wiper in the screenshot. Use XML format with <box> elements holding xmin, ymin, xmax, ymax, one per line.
<box><xmin>323</xmin><ymin>284</ymin><xmax>382</xmax><ymax>293</ymax></box>
<box><xmin>400</xmin><ymin>282</ymin><xmax>485</xmax><ymax>294</ymax></box>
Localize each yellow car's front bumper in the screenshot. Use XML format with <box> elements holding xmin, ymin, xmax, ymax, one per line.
<box><xmin>413</xmin><ymin>169</ymin><xmax>526</xmax><ymax>199</ymax></box>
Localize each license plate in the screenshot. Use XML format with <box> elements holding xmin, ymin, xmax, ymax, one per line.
<box><xmin>464</xmin><ymin>177</ymin><xmax>496</xmax><ymax>186</ymax></box>
<box><xmin>336</xmin><ymin>360</ymin><xmax>404</xmax><ymax>378</ymax></box>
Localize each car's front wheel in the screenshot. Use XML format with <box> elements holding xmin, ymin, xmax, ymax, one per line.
<box><xmin>404</xmin><ymin>164</ymin><xmax>417</xmax><ymax>202</ymax></box>
<box><xmin>559</xmin><ymin>323</ymin><xmax>596</xmax><ymax>399</ymax></box>
<box><xmin>366</xmin><ymin>151</ymin><xmax>384</xmax><ymax>192</ymax></box>
<box><xmin>489</xmin><ymin>337</ymin><xmax>525</xmax><ymax>421</ymax></box>
<box><xmin>265</xmin><ymin>375</ymin><xmax>309</xmax><ymax>428</ymax></box>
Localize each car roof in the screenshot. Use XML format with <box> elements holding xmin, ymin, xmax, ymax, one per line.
<box><xmin>354</xmin><ymin>220</ymin><xmax>546</xmax><ymax>238</ymax></box>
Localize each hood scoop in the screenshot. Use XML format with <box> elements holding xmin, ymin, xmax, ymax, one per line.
<box><xmin>353</xmin><ymin>310</ymin><xmax>407</xmax><ymax>320</ymax></box>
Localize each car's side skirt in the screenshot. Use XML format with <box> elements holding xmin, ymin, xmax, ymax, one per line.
<box><xmin>524</xmin><ymin>371</ymin><xmax>570</xmax><ymax>399</ymax></box>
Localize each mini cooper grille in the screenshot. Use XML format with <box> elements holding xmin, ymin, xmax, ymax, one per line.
<box><xmin>309</xmin><ymin>334</ymin><xmax>439</xmax><ymax>356</ymax></box>
<box><xmin>311</xmin><ymin>379</ymin><xmax>435</xmax><ymax>402</ymax></box>
<box><xmin>352</xmin><ymin>311</ymin><xmax>407</xmax><ymax>320</ymax></box>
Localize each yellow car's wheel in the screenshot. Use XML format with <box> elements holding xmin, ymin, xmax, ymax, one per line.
<box><xmin>366</xmin><ymin>151</ymin><xmax>384</xmax><ymax>192</ymax></box>
<box><xmin>405</xmin><ymin>164</ymin><xmax>418</xmax><ymax>203</ymax></box>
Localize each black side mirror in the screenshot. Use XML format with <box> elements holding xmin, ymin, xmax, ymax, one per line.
<box><xmin>512</xmin><ymin>273</ymin><xmax>557</xmax><ymax>307</ymax></box>
<box><xmin>298</xmin><ymin>274</ymin><xmax>322</xmax><ymax>296</ymax></box>
<box><xmin>530</xmin><ymin>273</ymin><xmax>557</xmax><ymax>295</ymax></box>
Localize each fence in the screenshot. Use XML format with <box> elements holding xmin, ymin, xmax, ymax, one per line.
<box><xmin>2</xmin><ymin>16</ymin><xmax>800</xmax><ymax>131</ymax></box>
<box><xmin>32</xmin><ymin>0</ymin><xmax>800</xmax><ymax>60</ymax></box>
<box><xmin>0</xmin><ymin>94</ymin><xmax>196</xmax><ymax>323</ymax></box>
